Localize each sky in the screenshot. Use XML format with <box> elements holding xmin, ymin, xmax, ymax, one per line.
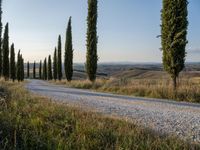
<box><xmin>2</xmin><ymin>0</ymin><xmax>200</xmax><ymax>63</ymax></box>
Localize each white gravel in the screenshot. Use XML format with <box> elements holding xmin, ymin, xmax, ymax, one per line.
<box><xmin>26</xmin><ymin>79</ymin><xmax>200</xmax><ymax>143</ymax></box>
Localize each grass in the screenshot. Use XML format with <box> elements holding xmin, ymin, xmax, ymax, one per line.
<box><xmin>51</xmin><ymin>76</ymin><xmax>200</xmax><ymax>103</ymax></box>
<box><xmin>0</xmin><ymin>81</ymin><xmax>199</xmax><ymax>149</ymax></box>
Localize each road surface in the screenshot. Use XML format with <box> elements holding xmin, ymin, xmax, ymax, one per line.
<box><xmin>26</xmin><ymin>79</ymin><xmax>200</xmax><ymax>143</ymax></box>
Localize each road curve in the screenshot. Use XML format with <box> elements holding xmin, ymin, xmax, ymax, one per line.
<box><xmin>26</xmin><ymin>79</ymin><xmax>200</xmax><ymax>143</ymax></box>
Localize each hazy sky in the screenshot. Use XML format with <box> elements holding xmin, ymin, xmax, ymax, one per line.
<box><xmin>2</xmin><ymin>0</ymin><xmax>200</xmax><ymax>63</ymax></box>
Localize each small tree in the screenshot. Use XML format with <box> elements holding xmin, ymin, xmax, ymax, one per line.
<box><xmin>53</xmin><ymin>47</ymin><xmax>58</xmax><ymax>80</ymax></box>
<box><xmin>21</xmin><ymin>55</ymin><xmax>24</xmax><ymax>81</ymax></box>
<box><xmin>57</xmin><ymin>35</ymin><xmax>62</xmax><ymax>80</ymax></box>
<box><xmin>48</xmin><ymin>55</ymin><xmax>52</xmax><ymax>80</ymax></box>
<box><xmin>39</xmin><ymin>60</ymin><xmax>42</xmax><ymax>79</ymax></box>
<box><xmin>86</xmin><ymin>0</ymin><xmax>98</xmax><ymax>82</ymax></box>
<box><xmin>10</xmin><ymin>43</ymin><xmax>16</xmax><ymax>82</ymax></box>
<box><xmin>17</xmin><ymin>50</ymin><xmax>21</xmax><ymax>82</ymax></box>
<box><xmin>65</xmin><ymin>17</ymin><xmax>73</xmax><ymax>82</ymax></box>
<box><xmin>43</xmin><ymin>58</ymin><xmax>47</xmax><ymax>80</ymax></box>
<box><xmin>161</xmin><ymin>0</ymin><xmax>188</xmax><ymax>90</ymax></box>
<box><xmin>33</xmin><ymin>61</ymin><xmax>36</xmax><ymax>79</ymax></box>
<box><xmin>27</xmin><ymin>61</ymin><xmax>30</xmax><ymax>78</ymax></box>
<box><xmin>2</xmin><ymin>23</ymin><xmax>9</xmax><ymax>80</ymax></box>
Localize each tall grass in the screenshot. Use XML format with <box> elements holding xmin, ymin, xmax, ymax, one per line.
<box><xmin>0</xmin><ymin>81</ymin><xmax>199</xmax><ymax>149</ymax></box>
<box><xmin>52</xmin><ymin>77</ymin><xmax>200</xmax><ymax>103</ymax></box>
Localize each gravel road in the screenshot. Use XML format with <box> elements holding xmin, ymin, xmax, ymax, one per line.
<box><xmin>26</xmin><ymin>79</ymin><xmax>200</xmax><ymax>143</ymax></box>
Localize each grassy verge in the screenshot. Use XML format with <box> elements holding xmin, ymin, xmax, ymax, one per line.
<box><xmin>50</xmin><ymin>77</ymin><xmax>200</xmax><ymax>103</ymax></box>
<box><xmin>0</xmin><ymin>81</ymin><xmax>199</xmax><ymax>149</ymax></box>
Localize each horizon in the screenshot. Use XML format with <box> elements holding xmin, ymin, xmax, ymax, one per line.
<box><xmin>2</xmin><ymin>0</ymin><xmax>200</xmax><ymax>63</ymax></box>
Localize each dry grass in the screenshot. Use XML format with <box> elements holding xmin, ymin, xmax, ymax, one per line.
<box><xmin>0</xmin><ymin>81</ymin><xmax>199</xmax><ymax>149</ymax></box>
<box><xmin>51</xmin><ymin>76</ymin><xmax>200</xmax><ymax>103</ymax></box>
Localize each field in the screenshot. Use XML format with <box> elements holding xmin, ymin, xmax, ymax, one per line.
<box><xmin>47</xmin><ymin>63</ymin><xmax>200</xmax><ymax>103</ymax></box>
<box><xmin>0</xmin><ymin>80</ymin><xmax>199</xmax><ymax>149</ymax></box>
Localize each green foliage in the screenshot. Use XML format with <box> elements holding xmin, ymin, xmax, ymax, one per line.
<box><xmin>17</xmin><ymin>50</ymin><xmax>21</xmax><ymax>81</ymax></box>
<box><xmin>0</xmin><ymin>0</ymin><xmax>2</xmax><ymax>76</ymax></box>
<box><xmin>27</xmin><ymin>61</ymin><xmax>29</xmax><ymax>78</ymax></box>
<box><xmin>64</xmin><ymin>17</ymin><xmax>73</xmax><ymax>82</ymax></box>
<box><xmin>43</xmin><ymin>58</ymin><xmax>47</xmax><ymax>80</ymax></box>
<box><xmin>86</xmin><ymin>0</ymin><xmax>98</xmax><ymax>82</ymax></box>
<box><xmin>21</xmin><ymin>55</ymin><xmax>24</xmax><ymax>81</ymax></box>
<box><xmin>2</xmin><ymin>23</ymin><xmax>9</xmax><ymax>80</ymax></box>
<box><xmin>57</xmin><ymin>35</ymin><xmax>62</xmax><ymax>81</ymax></box>
<box><xmin>48</xmin><ymin>55</ymin><xmax>52</xmax><ymax>80</ymax></box>
<box><xmin>0</xmin><ymin>81</ymin><xmax>198</xmax><ymax>149</ymax></box>
<box><xmin>161</xmin><ymin>0</ymin><xmax>188</xmax><ymax>89</ymax></box>
<box><xmin>10</xmin><ymin>43</ymin><xmax>15</xmax><ymax>82</ymax></box>
<box><xmin>16</xmin><ymin>51</ymin><xmax>24</xmax><ymax>82</ymax></box>
<box><xmin>39</xmin><ymin>60</ymin><xmax>42</xmax><ymax>79</ymax></box>
<box><xmin>53</xmin><ymin>48</ymin><xmax>58</xmax><ymax>80</ymax></box>
<box><xmin>33</xmin><ymin>61</ymin><xmax>36</xmax><ymax>79</ymax></box>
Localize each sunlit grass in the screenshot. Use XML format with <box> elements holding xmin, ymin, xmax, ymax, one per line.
<box><xmin>0</xmin><ymin>81</ymin><xmax>199</xmax><ymax>149</ymax></box>
<box><xmin>51</xmin><ymin>76</ymin><xmax>200</xmax><ymax>103</ymax></box>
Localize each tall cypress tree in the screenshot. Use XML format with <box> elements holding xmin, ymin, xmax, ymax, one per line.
<box><xmin>10</xmin><ymin>43</ymin><xmax>15</xmax><ymax>82</ymax></box>
<box><xmin>48</xmin><ymin>55</ymin><xmax>52</xmax><ymax>80</ymax></box>
<box><xmin>86</xmin><ymin>0</ymin><xmax>98</xmax><ymax>82</ymax></box>
<box><xmin>53</xmin><ymin>48</ymin><xmax>57</xmax><ymax>80</ymax></box>
<box><xmin>43</xmin><ymin>58</ymin><xmax>47</xmax><ymax>80</ymax></box>
<box><xmin>33</xmin><ymin>61</ymin><xmax>36</xmax><ymax>79</ymax></box>
<box><xmin>0</xmin><ymin>0</ymin><xmax>2</xmax><ymax>77</ymax></box>
<box><xmin>27</xmin><ymin>61</ymin><xmax>29</xmax><ymax>78</ymax></box>
<box><xmin>39</xmin><ymin>60</ymin><xmax>42</xmax><ymax>79</ymax></box>
<box><xmin>17</xmin><ymin>50</ymin><xmax>21</xmax><ymax>82</ymax></box>
<box><xmin>2</xmin><ymin>23</ymin><xmax>9</xmax><ymax>80</ymax></box>
<box><xmin>65</xmin><ymin>17</ymin><xmax>73</xmax><ymax>82</ymax></box>
<box><xmin>57</xmin><ymin>35</ymin><xmax>62</xmax><ymax>81</ymax></box>
<box><xmin>161</xmin><ymin>0</ymin><xmax>188</xmax><ymax>90</ymax></box>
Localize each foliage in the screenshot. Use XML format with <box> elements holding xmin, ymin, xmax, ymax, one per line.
<box><xmin>86</xmin><ymin>0</ymin><xmax>98</xmax><ymax>82</ymax></box>
<box><xmin>33</xmin><ymin>61</ymin><xmax>36</xmax><ymax>79</ymax></box>
<box><xmin>10</xmin><ymin>43</ymin><xmax>15</xmax><ymax>81</ymax></box>
<box><xmin>53</xmin><ymin>48</ymin><xmax>58</xmax><ymax>80</ymax></box>
<box><xmin>2</xmin><ymin>23</ymin><xmax>9</xmax><ymax>80</ymax></box>
<box><xmin>48</xmin><ymin>55</ymin><xmax>52</xmax><ymax>80</ymax></box>
<box><xmin>161</xmin><ymin>0</ymin><xmax>188</xmax><ymax>89</ymax></box>
<box><xmin>57</xmin><ymin>35</ymin><xmax>62</xmax><ymax>81</ymax></box>
<box><xmin>43</xmin><ymin>58</ymin><xmax>47</xmax><ymax>80</ymax></box>
<box><xmin>64</xmin><ymin>17</ymin><xmax>73</xmax><ymax>82</ymax></box>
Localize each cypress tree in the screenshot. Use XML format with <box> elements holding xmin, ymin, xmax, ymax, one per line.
<box><xmin>86</xmin><ymin>0</ymin><xmax>98</xmax><ymax>82</ymax></box>
<box><xmin>10</xmin><ymin>43</ymin><xmax>15</xmax><ymax>82</ymax></box>
<box><xmin>21</xmin><ymin>55</ymin><xmax>24</xmax><ymax>81</ymax></box>
<box><xmin>33</xmin><ymin>61</ymin><xmax>36</xmax><ymax>79</ymax></box>
<box><xmin>39</xmin><ymin>60</ymin><xmax>42</xmax><ymax>79</ymax></box>
<box><xmin>17</xmin><ymin>50</ymin><xmax>21</xmax><ymax>82</ymax></box>
<box><xmin>53</xmin><ymin>48</ymin><xmax>57</xmax><ymax>80</ymax></box>
<box><xmin>2</xmin><ymin>23</ymin><xmax>9</xmax><ymax>80</ymax></box>
<box><xmin>48</xmin><ymin>55</ymin><xmax>52</xmax><ymax>80</ymax></box>
<box><xmin>57</xmin><ymin>35</ymin><xmax>62</xmax><ymax>80</ymax></box>
<box><xmin>0</xmin><ymin>0</ymin><xmax>2</xmax><ymax>76</ymax></box>
<box><xmin>27</xmin><ymin>61</ymin><xmax>29</xmax><ymax>78</ymax></box>
<box><xmin>161</xmin><ymin>0</ymin><xmax>188</xmax><ymax>90</ymax></box>
<box><xmin>65</xmin><ymin>17</ymin><xmax>73</xmax><ymax>82</ymax></box>
<box><xmin>43</xmin><ymin>58</ymin><xmax>47</xmax><ymax>80</ymax></box>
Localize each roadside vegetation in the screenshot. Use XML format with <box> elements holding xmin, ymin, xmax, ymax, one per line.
<box><xmin>0</xmin><ymin>80</ymin><xmax>199</xmax><ymax>149</ymax></box>
<box><xmin>51</xmin><ymin>74</ymin><xmax>200</xmax><ymax>103</ymax></box>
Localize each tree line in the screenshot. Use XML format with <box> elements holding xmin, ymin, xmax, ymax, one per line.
<box><xmin>30</xmin><ymin>0</ymin><xmax>98</xmax><ymax>83</ymax></box>
<box><xmin>0</xmin><ymin>0</ymin><xmax>24</xmax><ymax>82</ymax></box>
<box><xmin>1</xmin><ymin>0</ymin><xmax>188</xmax><ymax>92</ymax></box>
